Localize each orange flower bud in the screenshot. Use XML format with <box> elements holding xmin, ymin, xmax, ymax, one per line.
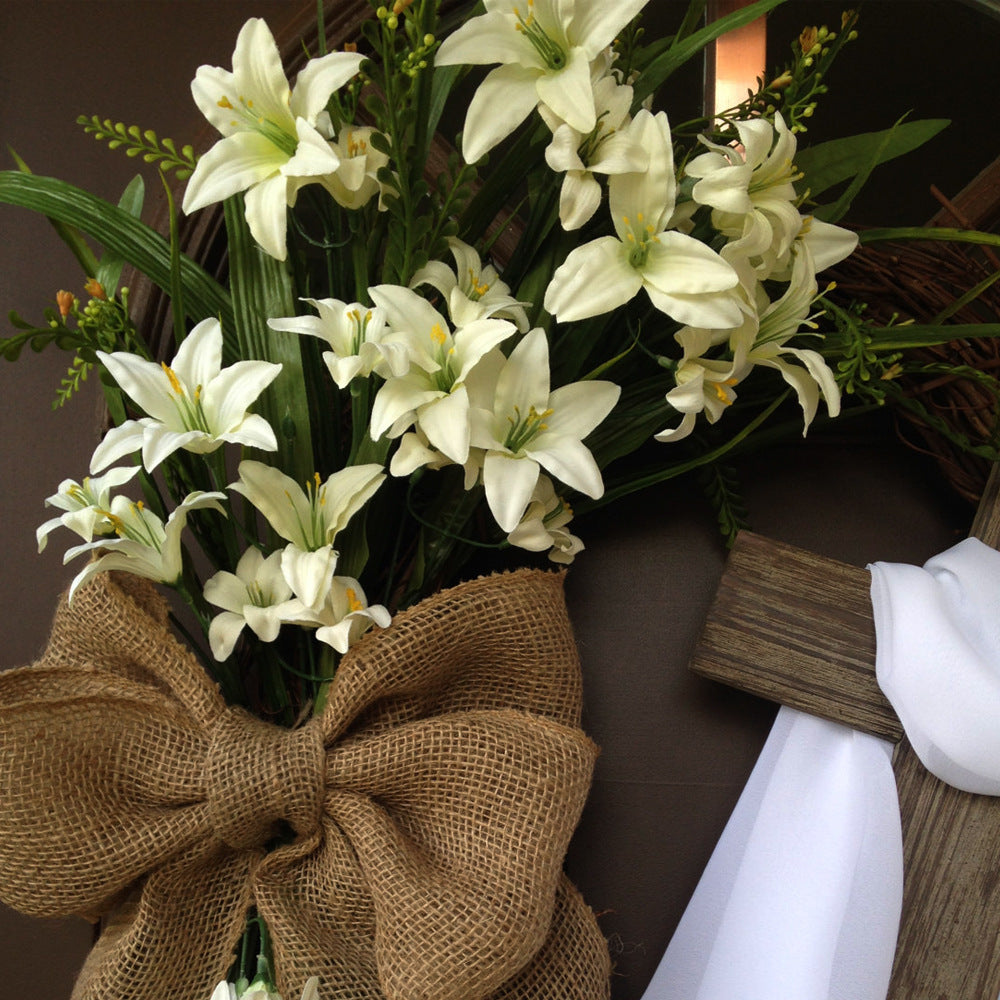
<box><xmin>56</xmin><ymin>290</ymin><xmax>75</xmax><ymax>317</ymax></box>
<box><xmin>84</xmin><ymin>277</ymin><xmax>107</xmax><ymax>300</ymax></box>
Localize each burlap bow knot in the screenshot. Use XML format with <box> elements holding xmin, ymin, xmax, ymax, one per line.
<box><xmin>0</xmin><ymin>569</ymin><xmax>610</xmax><ymax>1000</ymax></box>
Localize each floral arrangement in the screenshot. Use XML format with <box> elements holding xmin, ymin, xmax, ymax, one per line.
<box><xmin>2</xmin><ymin>1</ymin><xmax>999</xmax><ymax>998</ymax></box>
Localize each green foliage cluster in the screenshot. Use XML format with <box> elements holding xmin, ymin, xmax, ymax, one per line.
<box><xmin>77</xmin><ymin>116</ymin><xmax>198</xmax><ymax>179</ymax></box>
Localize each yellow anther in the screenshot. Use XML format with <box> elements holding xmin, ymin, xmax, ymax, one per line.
<box><xmin>346</xmin><ymin>588</ymin><xmax>363</xmax><ymax>612</ymax></box>
<box><xmin>430</xmin><ymin>323</ymin><xmax>447</xmax><ymax>345</ymax></box>
<box><xmin>161</xmin><ymin>362</ymin><xmax>184</xmax><ymax>395</ymax></box>
<box><xmin>218</xmin><ymin>96</ymin><xmax>234</xmax><ymax>110</ymax></box>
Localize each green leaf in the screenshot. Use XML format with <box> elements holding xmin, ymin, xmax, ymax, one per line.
<box><xmin>0</xmin><ymin>171</ymin><xmax>233</xmax><ymax>341</ymax></box>
<box><xmin>862</xmin><ymin>322</ymin><xmax>1000</xmax><ymax>351</ymax></box>
<box><xmin>223</xmin><ymin>195</ymin><xmax>315</xmax><ymax>486</ymax></box>
<box><xmin>632</xmin><ymin>0</ymin><xmax>787</xmax><ymax>106</ymax></box>
<box><xmin>95</xmin><ymin>174</ymin><xmax>145</xmax><ymax>295</ymax></box>
<box><xmin>796</xmin><ymin>119</ymin><xmax>950</xmax><ymax>200</ymax></box>
<box><xmin>426</xmin><ymin>63</ymin><xmax>462</xmax><ymax>146</ymax></box>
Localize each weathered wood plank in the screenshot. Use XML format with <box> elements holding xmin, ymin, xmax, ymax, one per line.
<box><xmin>887</xmin><ymin>736</ymin><xmax>1000</xmax><ymax>999</ymax></box>
<box><xmin>690</xmin><ymin>461</ymin><xmax>1000</xmax><ymax>999</ymax></box>
<box><xmin>690</xmin><ymin>531</ymin><xmax>901</xmax><ymax>741</ymax></box>
<box><xmin>971</xmin><ymin>461</ymin><xmax>1000</xmax><ymax>547</ymax></box>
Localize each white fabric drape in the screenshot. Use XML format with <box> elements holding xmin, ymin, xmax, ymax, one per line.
<box><xmin>639</xmin><ymin>537</ymin><xmax>1000</xmax><ymax>1000</ymax></box>
<box><xmin>870</xmin><ymin>537</ymin><xmax>1000</xmax><ymax>795</ymax></box>
<box><xmin>639</xmin><ymin>706</ymin><xmax>901</xmax><ymax>1000</ymax></box>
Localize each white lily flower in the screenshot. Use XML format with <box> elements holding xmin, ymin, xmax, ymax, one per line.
<box><xmin>654</xmin><ymin>327</ymin><xmax>744</xmax><ymax>443</ymax></box>
<box><xmin>203</xmin><ymin>547</ymin><xmax>298</xmax><ymax>660</ymax></box>
<box><xmin>368</xmin><ymin>284</ymin><xmax>516</xmax><ymax>465</ymax></box>
<box><xmin>229</xmin><ymin>460</ymin><xmax>384</xmax><ymax>610</ymax></box>
<box><xmin>544</xmin><ymin>110</ymin><xmax>741</xmax><ymax>328</ymax></box>
<box><xmin>325</xmin><ymin>125</ymin><xmax>390</xmax><ymax>210</ymax></box>
<box><xmin>764</xmin><ymin>213</ymin><xmax>859</xmax><ymax>281</ymax></box>
<box><xmin>182</xmin><ymin>18</ymin><xmax>364</xmax><ymax>260</ymax></box>
<box><xmin>37</xmin><ymin>465</ymin><xmax>140</xmax><ymax>552</ymax></box>
<box><xmin>64</xmin><ymin>491</ymin><xmax>226</xmax><ymax>602</ymax></box>
<box><xmin>435</xmin><ymin>0</ymin><xmax>649</xmax><ymax>163</ymax></box>
<box><xmin>467</xmin><ymin>327</ymin><xmax>619</xmax><ymax>532</ymax></box>
<box><xmin>91</xmin><ymin>318</ymin><xmax>282</xmax><ymax>474</ymax></box>
<box><xmin>743</xmin><ymin>245</ymin><xmax>841</xmax><ymax>431</ymax></box>
<box><xmin>209</xmin><ymin>976</ymin><xmax>320</xmax><ymax>1000</ymax></box>
<box><xmin>506</xmin><ymin>474</ymin><xmax>584</xmax><ymax>563</ymax></box>
<box><xmin>655</xmin><ymin>245</ymin><xmax>840</xmax><ymax>442</ymax></box>
<box><xmin>284</xmin><ymin>576</ymin><xmax>391</xmax><ymax>653</ymax></box>
<box><xmin>267</xmin><ymin>298</ymin><xmax>410</xmax><ymax>389</ymax></box>
<box><xmin>686</xmin><ymin>113</ymin><xmax>803</xmax><ymax>272</ymax></box>
<box><xmin>410</xmin><ymin>238</ymin><xmax>529</xmax><ymax>330</ymax></box>
<box><xmin>541</xmin><ymin>73</ymin><xmax>647</xmax><ymax>230</ymax></box>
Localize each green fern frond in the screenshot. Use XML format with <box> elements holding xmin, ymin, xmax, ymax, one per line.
<box><xmin>76</xmin><ymin>116</ymin><xmax>198</xmax><ymax>179</ymax></box>
<box><xmin>54</xmin><ymin>353</ymin><xmax>92</xmax><ymax>408</ymax></box>
<box><xmin>699</xmin><ymin>462</ymin><xmax>750</xmax><ymax>549</ymax></box>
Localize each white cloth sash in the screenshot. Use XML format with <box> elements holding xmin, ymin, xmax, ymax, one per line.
<box><xmin>640</xmin><ymin>537</ymin><xmax>1000</xmax><ymax>1000</ymax></box>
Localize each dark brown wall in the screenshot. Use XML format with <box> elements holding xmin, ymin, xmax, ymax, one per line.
<box><xmin>0</xmin><ymin>2</ymin><xmax>992</xmax><ymax>996</ymax></box>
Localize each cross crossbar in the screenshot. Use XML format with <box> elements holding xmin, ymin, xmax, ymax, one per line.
<box><xmin>689</xmin><ymin>465</ymin><xmax>1000</xmax><ymax>998</ymax></box>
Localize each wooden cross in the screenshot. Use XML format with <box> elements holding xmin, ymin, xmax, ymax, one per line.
<box><xmin>690</xmin><ymin>464</ymin><xmax>1000</xmax><ymax>999</ymax></box>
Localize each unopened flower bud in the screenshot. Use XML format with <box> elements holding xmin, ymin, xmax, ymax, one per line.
<box><xmin>386</xmin><ymin>14</ymin><xmax>398</xmax><ymax>29</ymax></box>
<box><xmin>56</xmin><ymin>290</ymin><xmax>75</xmax><ymax>317</ymax></box>
<box><xmin>799</xmin><ymin>25</ymin><xmax>818</xmax><ymax>54</ymax></box>
<box><xmin>84</xmin><ymin>277</ymin><xmax>107</xmax><ymax>300</ymax></box>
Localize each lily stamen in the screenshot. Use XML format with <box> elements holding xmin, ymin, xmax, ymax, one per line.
<box><xmin>513</xmin><ymin>0</ymin><xmax>566</xmax><ymax>70</ymax></box>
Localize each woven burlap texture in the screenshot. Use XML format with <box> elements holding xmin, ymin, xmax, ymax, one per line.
<box><xmin>0</xmin><ymin>568</ymin><xmax>610</xmax><ymax>1000</ymax></box>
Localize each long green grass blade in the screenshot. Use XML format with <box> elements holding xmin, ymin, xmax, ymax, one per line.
<box><xmin>0</xmin><ymin>171</ymin><xmax>232</xmax><ymax>332</ymax></box>
<box><xmin>862</xmin><ymin>322</ymin><xmax>1000</xmax><ymax>350</ymax></box>
<box><xmin>95</xmin><ymin>175</ymin><xmax>145</xmax><ymax>295</ymax></box>
<box><xmin>223</xmin><ymin>195</ymin><xmax>315</xmax><ymax>485</ymax></box>
<box><xmin>859</xmin><ymin>226</ymin><xmax>1000</xmax><ymax>249</ymax></box>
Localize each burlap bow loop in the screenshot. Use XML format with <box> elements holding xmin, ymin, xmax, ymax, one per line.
<box><xmin>0</xmin><ymin>569</ymin><xmax>610</xmax><ymax>1000</ymax></box>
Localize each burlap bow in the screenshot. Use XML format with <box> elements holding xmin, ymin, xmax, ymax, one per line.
<box><xmin>0</xmin><ymin>569</ymin><xmax>609</xmax><ymax>1000</ymax></box>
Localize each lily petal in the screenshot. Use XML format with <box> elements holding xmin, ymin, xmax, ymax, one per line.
<box><xmin>545</xmin><ymin>237</ymin><xmax>641</xmax><ymax>322</ymax></box>
<box><xmin>483</xmin><ymin>451</ymin><xmax>541</xmax><ymax>532</ymax></box>
<box><xmin>535</xmin><ymin>48</ymin><xmax>594</xmax><ymax>134</ymax></box>
<box><xmin>291</xmin><ymin>50</ymin><xmax>365</xmax><ymax>121</ymax></box>
<box><xmin>461</xmin><ymin>63</ymin><xmax>542</xmax><ymax>163</ymax></box>
<box><xmin>244</xmin><ymin>173</ymin><xmax>292</xmax><ymax>260</ymax></box>
<box><xmin>182</xmin><ymin>132</ymin><xmax>283</xmax><ymax>214</ymax></box>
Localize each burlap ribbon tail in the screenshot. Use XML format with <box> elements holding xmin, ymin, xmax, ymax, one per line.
<box><xmin>0</xmin><ymin>568</ymin><xmax>610</xmax><ymax>1000</ymax></box>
